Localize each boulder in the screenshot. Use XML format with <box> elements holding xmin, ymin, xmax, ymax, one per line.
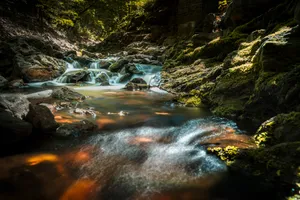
<box><xmin>255</xmin><ymin>112</ymin><xmax>300</xmax><ymax>147</ymax></box>
<box><xmin>58</xmin><ymin>69</ymin><xmax>91</xmax><ymax>83</ymax></box>
<box><xmin>0</xmin><ymin>110</ymin><xmax>32</xmax><ymax>145</ymax></box>
<box><xmin>55</xmin><ymin>120</ymin><xmax>97</xmax><ymax>137</ymax></box>
<box><xmin>124</xmin><ymin>63</ymin><xmax>143</xmax><ymax>75</ymax></box>
<box><xmin>125</xmin><ymin>78</ymin><xmax>148</xmax><ymax>91</ymax></box>
<box><xmin>25</xmin><ymin>105</ymin><xmax>58</xmax><ymax>133</ymax></box>
<box><xmin>0</xmin><ymin>94</ymin><xmax>30</xmax><ymax>120</ymax></box>
<box><xmin>95</xmin><ymin>73</ymin><xmax>110</xmax><ymax>86</ymax></box>
<box><xmin>14</xmin><ymin>54</ymin><xmax>67</xmax><ymax>82</ymax></box>
<box><xmin>52</xmin><ymin>87</ymin><xmax>85</xmax><ymax>101</ymax></box>
<box><xmin>108</xmin><ymin>59</ymin><xmax>129</xmax><ymax>72</ymax></box>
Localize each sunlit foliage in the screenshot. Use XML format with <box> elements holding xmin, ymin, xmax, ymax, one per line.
<box><xmin>37</xmin><ymin>0</ymin><xmax>152</xmax><ymax>39</ymax></box>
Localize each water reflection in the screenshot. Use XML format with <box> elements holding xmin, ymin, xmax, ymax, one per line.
<box><xmin>0</xmin><ymin>89</ymin><xmax>257</xmax><ymax>200</ymax></box>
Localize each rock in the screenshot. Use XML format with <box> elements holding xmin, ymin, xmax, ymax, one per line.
<box><xmin>52</xmin><ymin>87</ymin><xmax>85</xmax><ymax>101</ymax></box>
<box><xmin>108</xmin><ymin>59</ymin><xmax>129</xmax><ymax>72</ymax></box>
<box><xmin>55</xmin><ymin>120</ymin><xmax>97</xmax><ymax>137</ymax></box>
<box><xmin>0</xmin><ymin>75</ymin><xmax>8</xmax><ymax>88</ymax></box>
<box><xmin>255</xmin><ymin>112</ymin><xmax>300</xmax><ymax>147</ymax></box>
<box><xmin>15</xmin><ymin>54</ymin><xmax>67</xmax><ymax>82</ymax></box>
<box><xmin>82</xmin><ymin>50</ymin><xmax>102</xmax><ymax>59</ymax></box>
<box><xmin>0</xmin><ymin>110</ymin><xmax>32</xmax><ymax>145</ymax></box>
<box><xmin>125</xmin><ymin>78</ymin><xmax>148</xmax><ymax>91</ymax></box>
<box><xmin>58</xmin><ymin>69</ymin><xmax>91</xmax><ymax>83</ymax></box>
<box><xmin>258</xmin><ymin>28</ymin><xmax>300</xmax><ymax>72</ymax></box>
<box><xmin>95</xmin><ymin>73</ymin><xmax>110</xmax><ymax>86</ymax></box>
<box><xmin>118</xmin><ymin>73</ymin><xmax>132</xmax><ymax>83</ymax></box>
<box><xmin>246</xmin><ymin>29</ymin><xmax>266</xmax><ymax>42</ymax></box>
<box><xmin>25</xmin><ymin>104</ymin><xmax>58</xmax><ymax>133</ymax></box>
<box><xmin>26</xmin><ymin>90</ymin><xmax>53</xmax><ymax>100</ymax></box>
<box><xmin>0</xmin><ymin>94</ymin><xmax>30</xmax><ymax>120</ymax></box>
<box><xmin>125</xmin><ymin>63</ymin><xmax>143</xmax><ymax>75</ymax></box>
<box><xmin>98</xmin><ymin>61</ymin><xmax>111</xmax><ymax>69</ymax></box>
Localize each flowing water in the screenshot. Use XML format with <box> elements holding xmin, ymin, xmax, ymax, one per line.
<box><xmin>0</xmin><ymin>60</ymin><xmax>270</xmax><ymax>200</ymax></box>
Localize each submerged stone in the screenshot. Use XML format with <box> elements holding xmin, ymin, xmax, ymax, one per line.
<box><xmin>55</xmin><ymin>120</ymin><xmax>97</xmax><ymax>137</ymax></box>
<box><xmin>52</xmin><ymin>87</ymin><xmax>85</xmax><ymax>101</ymax></box>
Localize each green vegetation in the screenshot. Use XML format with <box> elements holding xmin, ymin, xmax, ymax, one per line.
<box><xmin>37</xmin><ymin>0</ymin><xmax>152</xmax><ymax>39</ymax></box>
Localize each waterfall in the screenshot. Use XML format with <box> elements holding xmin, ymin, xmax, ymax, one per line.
<box><xmin>89</xmin><ymin>62</ymin><xmax>99</xmax><ymax>69</ymax></box>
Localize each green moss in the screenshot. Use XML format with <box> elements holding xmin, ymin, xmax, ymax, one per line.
<box><xmin>255</xmin><ymin>112</ymin><xmax>300</xmax><ymax>147</ymax></box>
<box><xmin>178</xmin><ymin>95</ymin><xmax>202</xmax><ymax>107</ymax></box>
<box><xmin>208</xmin><ymin>146</ymin><xmax>240</xmax><ymax>165</ymax></box>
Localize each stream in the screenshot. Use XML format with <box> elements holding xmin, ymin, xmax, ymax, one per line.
<box><xmin>0</xmin><ymin>59</ymin><xmax>272</xmax><ymax>200</ymax></box>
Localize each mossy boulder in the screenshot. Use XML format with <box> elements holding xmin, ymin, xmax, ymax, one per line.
<box><xmin>255</xmin><ymin>112</ymin><xmax>300</xmax><ymax>147</ymax></box>
<box><xmin>108</xmin><ymin>59</ymin><xmax>129</xmax><ymax>72</ymax></box>
<box><xmin>230</xmin><ymin>142</ymin><xmax>300</xmax><ymax>193</ymax></box>
<box><xmin>207</xmin><ymin>146</ymin><xmax>240</xmax><ymax>165</ymax></box>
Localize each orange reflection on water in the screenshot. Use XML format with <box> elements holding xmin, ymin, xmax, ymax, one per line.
<box><xmin>128</xmin><ymin>137</ymin><xmax>155</xmax><ymax>145</ymax></box>
<box><xmin>96</xmin><ymin>118</ymin><xmax>116</xmax><ymax>129</ymax></box>
<box><xmin>27</xmin><ymin>154</ymin><xmax>59</xmax><ymax>166</ymax></box>
<box><xmin>155</xmin><ymin>112</ymin><xmax>171</xmax><ymax>116</ymax></box>
<box><xmin>59</xmin><ymin>179</ymin><xmax>97</xmax><ymax>200</ymax></box>
<box><xmin>55</xmin><ymin>115</ymin><xmax>81</xmax><ymax>124</ymax></box>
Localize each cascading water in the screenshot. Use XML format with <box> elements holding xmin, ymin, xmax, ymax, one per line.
<box><xmin>73</xmin><ymin>118</ymin><xmax>238</xmax><ymax>199</ymax></box>
<box><xmin>55</xmin><ymin>59</ymin><xmax>163</xmax><ymax>87</ymax></box>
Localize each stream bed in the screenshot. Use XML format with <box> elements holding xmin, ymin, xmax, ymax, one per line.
<box><xmin>0</xmin><ymin>62</ymin><xmax>274</xmax><ymax>200</ymax></box>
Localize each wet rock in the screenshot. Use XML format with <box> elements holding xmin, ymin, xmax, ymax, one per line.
<box><xmin>59</xmin><ymin>69</ymin><xmax>91</xmax><ymax>83</ymax></box>
<box><xmin>0</xmin><ymin>110</ymin><xmax>32</xmax><ymax>145</ymax></box>
<box><xmin>0</xmin><ymin>75</ymin><xmax>8</xmax><ymax>88</ymax></box>
<box><xmin>52</xmin><ymin>87</ymin><xmax>85</xmax><ymax>101</ymax></box>
<box><xmin>0</xmin><ymin>94</ymin><xmax>30</xmax><ymax>120</ymax></box>
<box><xmin>124</xmin><ymin>63</ymin><xmax>143</xmax><ymax>75</ymax></box>
<box><xmin>118</xmin><ymin>73</ymin><xmax>132</xmax><ymax>83</ymax></box>
<box><xmin>95</xmin><ymin>73</ymin><xmax>110</xmax><ymax>85</ymax></box>
<box><xmin>98</xmin><ymin>60</ymin><xmax>111</xmax><ymax>69</ymax></box>
<box><xmin>26</xmin><ymin>90</ymin><xmax>53</xmax><ymax>100</ymax></box>
<box><xmin>125</xmin><ymin>78</ymin><xmax>148</xmax><ymax>91</ymax></box>
<box><xmin>25</xmin><ymin>104</ymin><xmax>58</xmax><ymax>133</ymax></box>
<box><xmin>55</xmin><ymin>120</ymin><xmax>97</xmax><ymax>137</ymax></box>
<box><xmin>108</xmin><ymin>59</ymin><xmax>129</xmax><ymax>72</ymax></box>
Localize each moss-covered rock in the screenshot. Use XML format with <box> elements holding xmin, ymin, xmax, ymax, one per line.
<box><xmin>255</xmin><ymin>112</ymin><xmax>300</xmax><ymax>147</ymax></box>
<box><xmin>231</xmin><ymin>142</ymin><xmax>300</xmax><ymax>191</ymax></box>
<box><xmin>207</xmin><ymin>146</ymin><xmax>240</xmax><ymax>165</ymax></box>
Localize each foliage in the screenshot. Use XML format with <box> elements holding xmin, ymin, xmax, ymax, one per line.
<box><xmin>37</xmin><ymin>0</ymin><xmax>152</xmax><ymax>39</ymax></box>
